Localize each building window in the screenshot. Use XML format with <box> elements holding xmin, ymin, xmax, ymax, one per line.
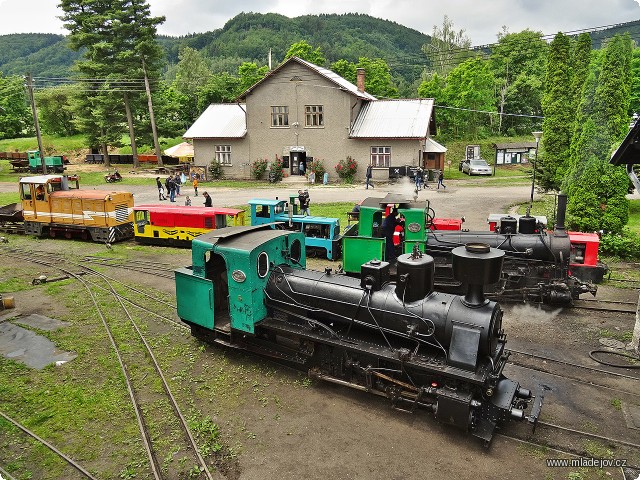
<box><xmin>216</xmin><ymin>145</ymin><xmax>231</xmax><ymax>165</ymax></box>
<box><xmin>371</xmin><ymin>146</ymin><xmax>391</xmax><ymax>167</ymax></box>
<box><xmin>271</xmin><ymin>106</ymin><xmax>289</xmax><ymax>127</ymax></box>
<box><xmin>305</xmin><ymin>105</ymin><xmax>324</xmax><ymax>127</ymax></box>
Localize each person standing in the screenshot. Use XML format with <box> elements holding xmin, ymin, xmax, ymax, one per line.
<box><xmin>415</xmin><ymin>168</ymin><xmax>424</xmax><ymax>191</ymax></box>
<box><xmin>302</xmin><ymin>190</ymin><xmax>311</xmax><ymax>216</ymax></box>
<box><xmin>437</xmin><ymin>170</ymin><xmax>446</xmax><ymax>189</ymax></box>
<box><xmin>174</xmin><ymin>174</ymin><xmax>181</xmax><ymax>196</ymax></box>
<box><xmin>193</xmin><ymin>177</ymin><xmax>198</xmax><ymax>196</ymax></box>
<box><xmin>156</xmin><ymin>177</ymin><xmax>166</xmax><ymax>201</ymax></box>
<box><xmin>203</xmin><ymin>191</ymin><xmax>212</xmax><ymax>207</ymax></box>
<box><xmin>166</xmin><ymin>176</ymin><xmax>176</xmax><ymax>202</ymax></box>
<box><xmin>382</xmin><ymin>208</ymin><xmax>404</xmax><ymax>263</ymax></box>
<box><xmin>365</xmin><ymin>164</ymin><xmax>374</xmax><ymax>189</ymax></box>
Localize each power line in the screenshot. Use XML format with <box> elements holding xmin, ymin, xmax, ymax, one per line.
<box><xmin>434</xmin><ymin>104</ymin><xmax>544</xmax><ymax>119</ymax></box>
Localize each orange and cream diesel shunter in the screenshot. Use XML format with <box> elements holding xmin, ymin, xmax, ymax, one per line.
<box><xmin>133</xmin><ymin>204</ymin><xmax>245</xmax><ymax>247</ymax></box>
<box><xmin>20</xmin><ymin>174</ymin><xmax>134</xmax><ymax>242</ymax></box>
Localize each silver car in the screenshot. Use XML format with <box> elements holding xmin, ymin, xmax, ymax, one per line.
<box><xmin>462</xmin><ymin>159</ymin><xmax>492</xmax><ymax>176</ymax></box>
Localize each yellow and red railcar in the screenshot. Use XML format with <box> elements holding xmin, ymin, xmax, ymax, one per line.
<box><xmin>20</xmin><ymin>175</ymin><xmax>134</xmax><ymax>242</ymax></box>
<box><xmin>133</xmin><ymin>204</ymin><xmax>245</xmax><ymax>247</ymax></box>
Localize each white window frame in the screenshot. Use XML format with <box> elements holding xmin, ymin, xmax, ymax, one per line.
<box><xmin>271</xmin><ymin>106</ymin><xmax>289</xmax><ymax>127</ymax></box>
<box><xmin>305</xmin><ymin>105</ymin><xmax>324</xmax><ymax>127</ymax></box>
<box><xmin>370</xmin><ymin>146</ymin><xmax>391</xmax><ymax>168</ymax></box>
<box><xmin>215</xmin><ymin>145</ymin><xmax>231</xmax><ymax>165</ymax></box>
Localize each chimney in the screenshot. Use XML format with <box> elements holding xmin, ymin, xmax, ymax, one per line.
<box><xmin>356</xmin><ymin>68</ymin><xmax>365</xmax><ymax>93</ymax></box>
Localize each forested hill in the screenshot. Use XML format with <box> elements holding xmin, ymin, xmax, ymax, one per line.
<box><xmin>0</xmin><ymin>12</ymin><xmax>430</xmax><ymax>82</ymax></box>
<box><xmin>2</xmin><ymin>13</ymin><xmax>639</xmax><ymax>82</ymax></box>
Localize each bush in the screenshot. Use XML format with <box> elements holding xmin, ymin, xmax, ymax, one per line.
<box><xmin>250</xmin><ymin>158</ymin><xmax>269</xmax><ymax>180</ymax></box>
<box><xmin>335</xmin><ymin>156</ymin><xmax>358</xmax><ymax>183</ymax></box>
<box><xmin>599</xmin><ymin>228</ymin><xmax>640</xmax><ymax>259</ymax></box>
<box><xmin>307</xmin><ymin>159</ymin><xmax>326</xmax><ymax>180</ymax></box>
<box><xmin>268</xmin><ymin>157</ymin><xmax>284</xmax><ymax>183</ymax></box>
<box><xmin>208</xmin><ymin>160</ymin><xmax>224</xmax><ymax>180</ymax></box>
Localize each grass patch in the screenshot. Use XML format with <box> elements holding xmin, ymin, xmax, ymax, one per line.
<box><xmin>628</xmin><ymin>199</ymin><xmax>640</xmax><ymax>235</ymax></box>
<box><xmin>610</xmin><ymin>398</ymin><xmax>622</xmax><ymax>411</ymax></box>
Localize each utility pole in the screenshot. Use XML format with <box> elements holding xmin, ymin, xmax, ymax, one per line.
<box><xmin>25</xmin><ymin>73</ymin><xmax>47</xmax><ymax>174</ymax></box>
<box><xmin>142</xmin><ymin>58</ymin><xmax>163</xmax><ymax>168</ymax></box>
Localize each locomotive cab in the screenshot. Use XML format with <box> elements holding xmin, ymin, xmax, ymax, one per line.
<box><xmin>176</xmin><ymin>225</ymin><xmax>306</xmax><ymax>335</ymax></box>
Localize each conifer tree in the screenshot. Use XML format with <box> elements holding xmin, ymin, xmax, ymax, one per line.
<box><xmin>539</xmin><ymin>33</ymin><xmax>572</xmax><ymax>191</ymax></box>
<box><xmin>60</xmin><ymin>0</ymin><xmax>165</xmax><ymax>166</ymax></box>
<box><xmin>566</xmin><ymin>34</ymin><xmax>633</xmax><ymax>234</ymax></box>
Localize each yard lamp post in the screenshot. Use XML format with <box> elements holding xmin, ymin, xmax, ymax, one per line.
<box><xmin>530</xmin><ymin>131</ymin><xmax>543</xmax><ymax>206</ymax></box>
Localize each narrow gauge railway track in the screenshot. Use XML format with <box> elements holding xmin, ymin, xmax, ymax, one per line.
<box><xmin>507</xmin><ymin>348</ymin><xmax>640</xmax><ymax>398</ymax></box>
<box><xmin>1</xmin><ymin>249</ymin><xmax>217</xmax><ymax>479</ymax></box>
<box><xmin>0</xmin><ymin>223</ymin><xmax>24</xmax><ymax>235</ymax></box>
<box><xmin>573</xmin><ymin>298</ymin><xmax>638</xmax><ymax>314</ymax></box>
<box><xmin>82</xmin><ymin>255</ymin><xmax>177</xmax><ymax>279</ymax></box>
<box><xmin>606</xmin><ymin>277</ymin><xmax>640</xmax><ymax>290</ymax></box>
<box><xmin>5</xmin><ymin>246</ymin><xmax>640</xmax><ymax>472</ymax></box>
<box><xmin>498</xmin><ymin>425</ymin><xmax>640</xmax><ymax>473</ymax></box>
<box><xmin>0</xmin><ymin>411</ymin><xmax>97</xmax><ymax>479</ymax></box>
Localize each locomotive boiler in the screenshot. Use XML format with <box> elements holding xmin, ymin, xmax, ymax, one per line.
<box><xmin>175</xmin><ymin>225</ymin><xmax>542</xmax><ymax>444</ymax></box>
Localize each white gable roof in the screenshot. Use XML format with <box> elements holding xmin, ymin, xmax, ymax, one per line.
<box><xmin>183</xmin><ymin>104</ymin><xmax>247</xmax><ymax>139</ymax></box>
<box><xmin>350</xmin><ymin>99</ymin><xmax>434</xmax><ymax>138</ymax></box>
<box><xmin>424</xmin><ymin>137</ymin><xmax>447</xmax><ymax>153</ymax></box>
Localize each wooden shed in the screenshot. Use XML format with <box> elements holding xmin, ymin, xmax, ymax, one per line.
<box><xmin>422</xmin><ymin>138</ymin><xmax>447</xmax><ymax>170</ymax></box>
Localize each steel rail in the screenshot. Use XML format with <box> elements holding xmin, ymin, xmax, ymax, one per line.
<box><xmin>0</xmin><ymin>411</ymin><xmax>98</xmax><ymax>479</ymax></box>
<box><xmin>1</xmin><ymin>249</ymin><xmax>216</xmax><ymax>479</ymax></box>
<box><xmin>508</xmin><ymin>348</ymin><xmax>640</xmax><ymax>381</ymax></box>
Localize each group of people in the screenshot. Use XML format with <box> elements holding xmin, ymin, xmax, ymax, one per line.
<box><xmin>366</xmin><ymin>165</ymin><xmax>446</xmax><ymax>191</ymax></box>
<box><xmin>155</xmin><ymin>174</ymin><xmax>210</xmax><ymax>207</ymax></box>
<box><xmin>413</xmin><ymin>168</ymin><xmax>446</xmax><ymax>190</ymax></box>
<box><xmin>156</xmin><ymin>174</ymin><xmax>183</xmax><ymax>202</ymax></box>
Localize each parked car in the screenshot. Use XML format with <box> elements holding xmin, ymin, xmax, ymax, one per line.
<box><xmin>461</xmin><ymin>159</ymin><xmax>492</xmax><ymax>176</ymax></box>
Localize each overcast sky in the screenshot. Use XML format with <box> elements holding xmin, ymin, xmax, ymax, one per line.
<box><xmin>1</xmin><ymin>0</ymin><xmax>639</xmax><ymax>46</ymax></box>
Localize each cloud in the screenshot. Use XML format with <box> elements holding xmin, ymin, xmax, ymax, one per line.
<box><xmin>0</xmin><ymin>0</ymin><xmax>638</xmax><ymax>47</ymax></box>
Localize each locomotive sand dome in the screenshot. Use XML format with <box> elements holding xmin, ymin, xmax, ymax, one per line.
<box><xmin>175</xmin><ymin>227</ymin><xmax>543</xmax><ymax>444</ymax></box>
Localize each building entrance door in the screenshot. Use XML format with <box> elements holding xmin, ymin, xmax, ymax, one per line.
<box><xmin>290</xmin><ymin>150</ymin><xmax>307</xmax><ymax>175</ymax></box>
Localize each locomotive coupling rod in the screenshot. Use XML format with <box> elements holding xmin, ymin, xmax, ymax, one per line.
<box><xmin>309</xmin><ymin>369</ymin><xmax>387</xmax><ymax>398</ymax></box>
<box><xmin>370</xmin><ymin>370</ymin><xmax>419</xmax><ymax>392</ymax></box>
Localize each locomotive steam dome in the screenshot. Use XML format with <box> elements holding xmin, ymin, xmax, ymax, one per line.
<box><xmin>518</xmin><ymin>215</ymin><xmax>537</xmax><ymax>234</ymax></box>
<box><xmin>395</xmin><ymin>247</ymin><xmax>435</xmax><ymax>302</ymax></box>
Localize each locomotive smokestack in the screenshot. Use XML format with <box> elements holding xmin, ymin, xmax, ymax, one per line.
<box><xmin>451</xmin><ymin>244</ymin><xmax>505</xmax><ymax>307</ymax></box>
<box><xmin>555</xmin><ymin>193</ymin><xmax>568</xmax><ymax>237</ymax></box>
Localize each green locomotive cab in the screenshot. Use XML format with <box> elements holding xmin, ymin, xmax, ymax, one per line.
<box><xmin>175</xmin><ymin>225</ymin><xmax>306</xmax><ymax>337</ymax></box>
<box><xmin>342</xmin><ymin>194</ymin><xmax>429</xmax><ymax>274</ymax></box>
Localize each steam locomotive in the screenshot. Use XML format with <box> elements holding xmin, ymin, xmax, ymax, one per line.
<box><xmin>175</xmin><ymin>225</ymin><xmax>542</xmax><ymax>444</ymax></box>
<box><xmin>342</xmin><ymin>193</ymin><xmax>605</xmax><ymax>305</ymax></box>
<box><xmin>424</xmin><ymin>194</ymin><xmax>606</xmax><ymax>304</ymax></box>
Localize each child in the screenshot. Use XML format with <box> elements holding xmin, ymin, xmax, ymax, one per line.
<box><xmin>185</xmin><ymin>195</ymin><xmax>191</xmax><ymax>206</ymax></box>
<box><xmin>193</xmin><ymin>177</ymin><xmax>198</xmax><ymax>196</ymax></box>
